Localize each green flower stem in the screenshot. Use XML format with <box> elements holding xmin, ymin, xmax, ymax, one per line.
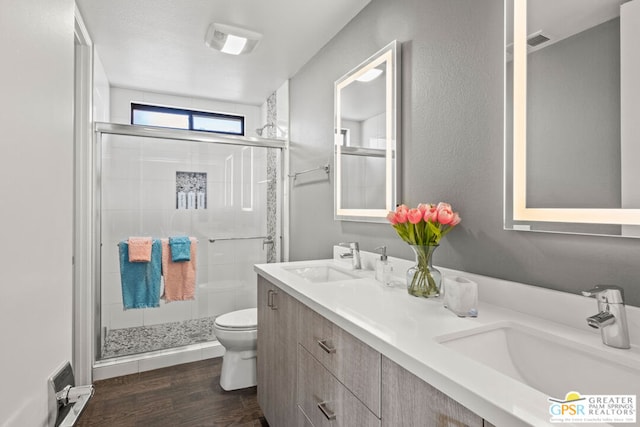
<box><xmin>407</xmin><ymin>245</ymin><xmax>440</xmax><ymax>298</ymax></box>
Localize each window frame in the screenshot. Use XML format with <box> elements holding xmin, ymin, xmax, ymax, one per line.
<box><xmin>130</xmin><ymin>103</ymin><xmax>245</xmax><ymax>136</ymax></box>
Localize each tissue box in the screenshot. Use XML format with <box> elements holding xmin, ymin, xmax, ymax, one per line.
<box><xmin>443</xmin><ymin>276</ymin><xmax>478</xmax><ymax>317</ymax></box>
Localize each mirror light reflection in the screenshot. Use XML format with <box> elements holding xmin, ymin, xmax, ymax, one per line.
<box><xmin>335</xmin><ymin>40</ymin><xmax>400</xmax><ymax>222</ymax></box>
<box><xmin>506</xmin><ymin>0</ymin><xmax>640</xmax><ymax>236</ymax></box>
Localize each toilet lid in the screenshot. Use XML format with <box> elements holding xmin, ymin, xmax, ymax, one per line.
<box><xmin>215</xmin><ymin>308</ymin><xmax>257</xmax><ymax>329</ymax></box>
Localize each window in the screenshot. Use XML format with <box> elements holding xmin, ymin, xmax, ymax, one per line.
<box><xmin>131</xmin><ymin>103</ymin><xmax>245</xmax><ymax>136</ymax></box>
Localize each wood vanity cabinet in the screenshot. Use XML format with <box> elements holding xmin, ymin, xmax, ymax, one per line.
<box><xmin>257</xmin><ymin>276</ymin><xmax>494</xmax><ymax>427</ymax></box>
<box><xmin>257</xmin><ymin>276</ymin><xmax>299</xmax><ymax>426</ymax></box>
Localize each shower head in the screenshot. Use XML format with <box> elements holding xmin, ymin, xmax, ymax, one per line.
<box><xmin>256</xmin><ymin>123</ymin><xmax>275</xmax><ymax>137</ymax></box>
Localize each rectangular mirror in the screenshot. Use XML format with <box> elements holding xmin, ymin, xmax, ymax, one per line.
<box><xmin>335</xmin><ymin>40</ymin><xmax>400</xmax><ymax>222</ymax></box>
<box><xmin>505</xmin><ymin>0</ymin><xmax>640</xmax><ymax>237</ymax></box>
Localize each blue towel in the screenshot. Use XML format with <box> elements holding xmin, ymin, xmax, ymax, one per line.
<box><xmin>119</xmin><ymin>239</ymin><xmax>162</xmax><ymax>309</ymax></box>
<box><xmin>169</xmin><ymin>236</ymin><xmax>191</xmax><ymax>262</ymax></box>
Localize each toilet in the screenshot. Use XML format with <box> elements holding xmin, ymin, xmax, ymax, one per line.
<box><xmin>213</xmin><ymin>307</ymin><xmax>258</xmax><ymax>391</ymax></box>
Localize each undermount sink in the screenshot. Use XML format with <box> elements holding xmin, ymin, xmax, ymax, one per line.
<box><xmin>285</xmin><ymin>265</ymin><xmax>359</xmax><ymax>283</ymax></box>
<box><xmin>436</xmin><ymin>322</ymin><xmax>640</xmax><ymax>398</ymax></box>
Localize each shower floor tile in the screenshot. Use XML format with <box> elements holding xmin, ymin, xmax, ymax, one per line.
<box><xmin>102</xmin><ymin>317</ymin><xmax>217</xmax><ymax>358</ymax></box>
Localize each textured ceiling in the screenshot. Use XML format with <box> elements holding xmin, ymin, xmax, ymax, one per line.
<box><xmin>77</xmin><ymin>0</ymin><xmax>371</xmax><ymax>105</ymax></box>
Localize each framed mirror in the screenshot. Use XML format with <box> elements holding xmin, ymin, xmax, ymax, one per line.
<box><xmin>334</xmin><ymin>40</ymin><xmax>400</xmax><ymax>222</ymax></box>
<box><xmin>505</xmin><ymin>0</ymin><xmax>640</xmax><ymax>237</ymax></box>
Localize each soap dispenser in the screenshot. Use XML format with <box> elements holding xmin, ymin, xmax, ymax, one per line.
<box><xmin>375</xmin><ymin>246</ymin><xmax>393</xmax><ymax>285</ymax></box>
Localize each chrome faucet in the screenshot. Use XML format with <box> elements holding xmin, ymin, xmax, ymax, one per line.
<box><xmin>581</xmin><ymin>285</ymin><xmax>630</xmax><ymax>349</ymax></box>
<box><xmin>338</xmin><ymin>242</ymin><xmax>361</xmax><ymax>270</ymax></box>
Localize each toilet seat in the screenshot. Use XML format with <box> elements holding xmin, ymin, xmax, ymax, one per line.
<box><xmin>214</xmin><ymin>308</ymin><xmax>257</xmax><ymax>331</ymax></box>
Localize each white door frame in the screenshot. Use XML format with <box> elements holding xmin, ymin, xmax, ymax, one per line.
<box><xmin>73</xmin><ymin>5</ymin><xmax>95</xmax><ymax>385</ymax></box>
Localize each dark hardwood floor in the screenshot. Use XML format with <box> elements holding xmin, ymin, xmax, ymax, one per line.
<box><xmin>77</xmin><ymin>358</ymin><xmax>268</xmax><ymax>427</ymax></box>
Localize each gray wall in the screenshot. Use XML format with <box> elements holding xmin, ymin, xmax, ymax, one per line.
<box><xmin>527</xmin><ymin>18</ymin><xmax>620</xmax><ymax>209</ymax></box>
<box><xmin>289</xmin><ymin>0</ymin><xmax>640</xmax><ymax>307</ymax></box>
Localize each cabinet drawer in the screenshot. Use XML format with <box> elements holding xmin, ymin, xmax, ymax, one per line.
<box><xmin>298</xmin><ymin>405</ymin><xmax>315</xmax><ymax>426</ymax></box>
<box><xmin>298</xmin><ymin>303</ymin><xmax>381</xmax><ymax>416</ymax></box>
<box><xmin>298</xmin><ymin>345</ymin><xmax>380</xmax><ymax>427</ymax></box>
<box><xmin>382</xmin><ymin>356</ymin><xmax>484</xmax><ymax>427</ymax></box>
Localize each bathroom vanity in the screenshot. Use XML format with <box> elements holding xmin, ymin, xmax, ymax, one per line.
<box><xmin>255</xmin><ymin>252</ymin><xmax>640</xmax><ymax>426</ymax></box>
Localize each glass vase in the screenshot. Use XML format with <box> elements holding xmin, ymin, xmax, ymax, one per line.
<box><xmin>406</xmin><ymin>245</ymin><xmax>441</xmax><ymax>298</ymax></box>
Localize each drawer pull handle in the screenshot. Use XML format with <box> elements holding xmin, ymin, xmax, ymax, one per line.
<box><xmin>267</xmin><ymin>290</ymin><xmax>273</xmax><ymax>308</ymax></box>
<box><xmin>317</xmin><ymin>339</ymin><xmax>336</xmax><ymax>354</ymax></box>
<box><xmin>317</xmin><ymin>401</ymin><xmax>336</xmax><ymax>421</ymax></box>
<box><xmin>267</xmin><ymin>289</ymin><xmax>278</xmax><ymax>310</ymax></box>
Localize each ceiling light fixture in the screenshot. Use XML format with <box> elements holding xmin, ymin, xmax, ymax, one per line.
<box><xmin>205</xmin><ymin>23</ymin><xmax>262</xmax><ymax>56</ymax></box>
<box><xmin>356</xmin><ymin>68</ymin><xmax>383</xmax><ymax>82</ymax></box>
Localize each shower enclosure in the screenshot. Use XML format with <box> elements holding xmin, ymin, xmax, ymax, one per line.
<box><xmin>94</xmin><ymin>123</ymin><xmax>283</xmax><ymax>364</ymax></box>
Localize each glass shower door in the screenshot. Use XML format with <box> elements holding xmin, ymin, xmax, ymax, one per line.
<box><xmin>98</xmin><ymin>129</ymin><xmax>281</xmax><ymax>360</ymax></box>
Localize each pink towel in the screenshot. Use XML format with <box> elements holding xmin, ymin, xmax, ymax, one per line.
<box><xmin>128</xmin><ymin>237</ymin><xmax>153</xmax><ymax>262</ymax></box>
<box><xmin>161</xmin><ymin>238</ymin><xmax>197</xmax><ymax>302</ymax></box>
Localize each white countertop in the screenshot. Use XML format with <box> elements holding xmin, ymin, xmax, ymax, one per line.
<box><xmin>254</xmin><ymin>249</ymin><xmax>640</xmax><ymax>427</ymax></box>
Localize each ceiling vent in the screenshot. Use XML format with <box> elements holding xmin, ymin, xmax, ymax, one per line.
<box><xmin>505</xmin><ymin>31</ymin><xmax>552</xmax><ymax>58</ymax></box>
<box><xmin>527</xmin><ymin>32</ymin><xmax>551</xmax><ymax>47</ymax></box>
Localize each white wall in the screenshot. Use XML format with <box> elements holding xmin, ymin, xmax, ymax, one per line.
<box><xmin>276</xmin><ymin>82</ymin><xmax>290</xmax><ymax>138</ymax></box>
<box><xmin>93</xmin><ymin>50</ymin><xmax>110</xmax><ymax>122</ymax></box>
<box><xmin>0</xmin><ymin>0</ymin><xmax>74</xmax><ymax>425</ymax></box>
<box><xmin>260</xmin><ymin>82</ymin><xmax>290</xmax><ymax>139</ymax></box>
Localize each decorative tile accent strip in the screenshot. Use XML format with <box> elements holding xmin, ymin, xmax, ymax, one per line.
<box><xmin>266</xmin><ymin>92</ymin><xmax>278</xmax><ymax>263</ymax></box>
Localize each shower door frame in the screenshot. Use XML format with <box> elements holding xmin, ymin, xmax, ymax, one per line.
<box><xmin>90</xmin><ymin>122</ymin><xmax>286</xmax><ymax>372</ymax></box>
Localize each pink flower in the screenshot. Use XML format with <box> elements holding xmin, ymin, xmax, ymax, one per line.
<box><xmin>395</xmin><ymin>210</ymin><xmax>408</xmax><ymax>224</ymax></box>
<box><xmin>386</xmin><ymin>211</ymin><xmax>398</xmax><ymax>225</ymax></box>
<box><xmin>437</xmin><ymin>204</ymin><xmax>454</xmax><ymax>225</ymax></box>
<box><xmin>424</xmin><ymin>205</ymin><xmax>438</xmax><ymax>222</ymax></box>
<box><xmin>389</xmin><ymin>202</ymin><xmax>459</xmax><ymax>245</ymax></box>
<box><xmin>407</xmin><ymin>208</ymin><xmax>423</xmax><ymax>224</ymax></box>
<box><xmin>450</xmin><ymin>212</ymin><xmax>461</xmax><ymax>226</ymax></box>
<box><xmin>436</xmin><ymin>202</ymin><xmax>452</xmax><ymax>211</ymax></box>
